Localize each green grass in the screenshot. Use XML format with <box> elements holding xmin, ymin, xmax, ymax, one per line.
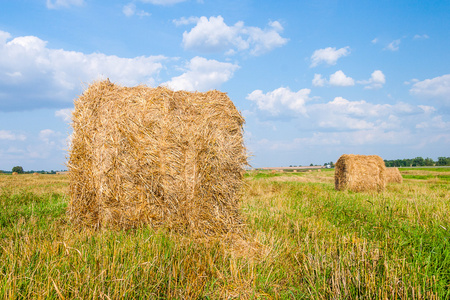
<box><xmin>402</xmin><ymin>174</ymin><xmax>450</xmax><ymax>181</ymax></box>
<box><xmin>1</xmin><ymin>170</ymin><xmax>450</xmax><ymax>299</ymax></box>
<box><xmin>400</xmin><ymin>167</ymin><xmax>450</xmax><ymax>172</ymax></box>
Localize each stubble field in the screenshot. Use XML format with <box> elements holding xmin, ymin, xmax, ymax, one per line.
<box><xmin>1</xmin><ymin>168</ymin><xmax>449</xmax><ymax>299</ymax></box>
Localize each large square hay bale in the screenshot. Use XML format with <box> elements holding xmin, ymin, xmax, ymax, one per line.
<box><xmin>68</xmin><ymin>80</ymin><xmax>247</xmax><ymax>235</ymax></box>
<box><xmin>334</xmin><ymin>154</ymin><xmax>386</xmax><ymax>192</ymax></box>
<box><xmin>385</xmin><ymin>167</ymin><xmax>403</xmax><ymax>184</ymax></box>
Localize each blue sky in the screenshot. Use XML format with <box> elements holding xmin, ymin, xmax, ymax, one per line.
<box><xmin>0</xmin><ymin>0</ymin><xmax>449</xmax><ymax>170</ymax></box>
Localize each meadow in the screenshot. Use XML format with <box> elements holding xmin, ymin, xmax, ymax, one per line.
<box><xmin>1</xmin><ymin>168</ymin><xmax>449</xmax><ymax>299</ymax></box>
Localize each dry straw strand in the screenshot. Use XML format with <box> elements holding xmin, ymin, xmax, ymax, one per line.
<box><xmin>67</xmin><ymin>80</ymin><xmax>248</xmax><ymax>236</ymax></box>
<box><xmin>385</xmin><ymin>167</ymin><xmax>403</xmax><ymax>184</ymax></box>
<box><xmin>335</xmin><ymin>154</ymin><xmax>386</xmax><ymax>192</ymax></box>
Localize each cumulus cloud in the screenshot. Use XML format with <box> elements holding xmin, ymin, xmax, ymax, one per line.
<box><xmin>416</xmin><ymin>116</ymin><xmax>450</xmax><ymax>129</ymax></box>
<box><xmin>123</xmin><ymin>3</ymin><xmax>150</xmax><ymax>17</ymax></box>
<box><xmin>0</xmin><ymin>130</ymin><xmax>26</xmax><ymax>141</ymax></box>
<box><xmin>164</xmin><ymin>56</ymin><xmax>239</xmax><ymax>91</ymax></box>
<box><xmin>181</xmin><ymin>16</ymin><xmax>288</xmax><ymax>56</ymax></box>
<box><xmin>310</xmin><ymin>97</ymin><xmax>413</xmax><ymax>121</ymax></box>
<box><xmin>0</xmin><ymin>30</ymin><xmax>166</xmax><ymax>111</ymax></box>
<box><xmin>418</xmin><ymin>105</ymin><xmax>436</xmax><ymax>114</ymax></box>
<box><xmin>246</xmin><ymin>87</ymin><xmax>311</xmax><ymax>116</ymax></box>
<box><xmin>173</xmin><ymin>16</ymin><xmax>200</xmax><ymax>26</ymax></box>
<box><xmin>312</xmin><ymin>74</ymin><xmax>326</xmax><ymax>87</ymax></box>
<box><xmin>414</xmin><ymin>34</ymin><xmax>429</xmax><ymax>40</ymax></box>
<box><xmin>410</xmin><ymin>74</ymin><xmax>450</xmax><ymax>104</ymax></box>
<box><xmin>246</xmin><ymin>90</ymin><xmax>448</xmax><ymax>167</ymax></box>
<box><xmin>404</xmin><ymin>78</ymin><xmax>419</xmax><ymax>85</ymax></box>
<box><xmin>357</xmin><ymin>70</ymin><xmax>386</xmax><ymax>89</ymax></box>
<box><xmin>46</xmin><ymin>0</ymin><xmax>84</xmax><ymax>9</ymax></box>
<box><xmin>385</xmin><ymin>39</ymin><xmax>401</xmax><ymax>51</ymax></box>
<box><xmin>310</xmin><ymin>46</ymin><xmax>350</xmax><ymax>67</ymax></box>
<box><xmin>55</xmin><ymin>108</ymin><xmax>73</xmax><ymax>123</ymax></box>
<box><xmin>329</xmin><ymin>70</ymin><xmax>354</xmax><ymax>86</ymax></box>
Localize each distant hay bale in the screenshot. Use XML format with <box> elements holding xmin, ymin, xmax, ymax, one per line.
<box><xmin>12</xmin><ymin>172</ymin><xmax>18</xmax><ymax>176</ymax></box>
<box><xmin>33</xmin><ymin>172</ymin><xmax>39</xmax><ymax>176</ymax></box>
<box><xmin>335</xmin><ymin>154</ymin><xmax>386</xmax><ymax>192</ymax></box>
<box><xmin>68</xmin><ymin>80</ymin><xmax>247</xmax><ymax>235</ymax></box>
<box><xmin>317</xmin><ymin>169</ymin><xmax>321</xmax><ymax>172</ymax></box>
<box><xmin>386</xmin><ymin>167</ymin><xmax>403</xmax><ymax>184</ymax></box>
<box><xmin>271</xmin><ymin>170</ymin><xmax>277</xmax><ymax>174</ymax></box>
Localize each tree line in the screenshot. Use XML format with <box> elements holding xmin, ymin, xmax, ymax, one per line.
<box><xmin>384</xmin><ymin>157</ymin><xmax>450</xmax><ymax>167</ymax></box>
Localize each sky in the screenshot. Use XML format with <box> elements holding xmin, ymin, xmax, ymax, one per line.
<box><xmin>0</xmin><ymin>0</ymin><xmax>449</xmax><ymax>171</ymax></box>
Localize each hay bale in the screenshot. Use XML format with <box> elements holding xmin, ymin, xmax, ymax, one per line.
<box><xmin>68</xmin><ymin>80</ymin><xmax>247</xmax><ymax>235</ymax></box>
<box><xmin>12</xmin><ymin>172</ymin><xmax>18</xmax><ymax>176</ymax></box>
<box><xmin>33</xmin><ymin>172</ymin><xmax>39</xmax><ymax>176</ymax></box>
<box><xmin>334</xmin><ymin>154</ymin><xmax>386</xmax><ymax>192</ymax></box>
<box><xmin>386</xmin><ymin>167</ymin><xmax>403</xmax><ymax>184</ymax></box>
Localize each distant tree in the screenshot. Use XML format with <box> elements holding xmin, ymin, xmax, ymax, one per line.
<box><xmin>12</xmin><ymin>166</ymin><xmax>24</xmax><ymax>174</ymax></box>
<box><xmin>437</xmin><ymin>157</ymin><xmax>450</xmax><ymax>166</ymax></box>
<box><xmin>424</xmin><ymin>157</ymin><xmax>434</xmax><ymax>166</ymax></box>
<box><xmin>310</xmin><ymin>163</ymin><xmax>314</xmax><ymax>166</ymax></box>
<box><xmin>326</xmin><ymin>161</ymin><xmax>335</xmax><ymax>167</ymax></box>
<box><xmin>412</xmin><ymin>157</ymin><xmax>425</xmax><ymax>166</ymax></box>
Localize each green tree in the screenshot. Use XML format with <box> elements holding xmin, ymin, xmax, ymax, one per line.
<box><xmin>424</xmin><ymin>157</ymin><xmax>434</xmax><ymax>166</ymax></box>
<box><xmin>412</xmin><ymin>157</ymin><xmax>424</xmax><ymax>166</ymax></box>
<box><xmin>12</xmin><ymin>166</ymin><xmax>24</xmax><ymax>174</ymax></box>
<box><xmin>437</xmin><ymin>157</ymin><xmax>450</xmax><ymax>166</ymax></box>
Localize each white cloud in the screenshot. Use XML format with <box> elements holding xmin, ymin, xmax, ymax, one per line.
<box><xmin>385</xmin><ymin>39</ymin><xmax>401</xmax><ymax>51</ymax></box>
<box><xmin>310</xmin><ymin>46</ymin><xmax>350</xmax><ymax>67</ymax></box>
<box><xmin>0</xmin><ymin>31</ymin><xmax>11</xmax><ymax>44</ymax></box>
<box><xmin>46</xmin><ymin>0</ymin><xmax>84</xmax><ymax>9</ymax></box>
<box><xmin>329</xmin><ymin>70</ymin><xmax>354</xmax><ymax>86</ymax></box>
<box><xmin>182</xmin><ymin>16</ymin><xmax>288</xmax><ymax>56</ymax></box>
<box><xmin>39</xmin><ymin>129</ymin><xmax>56</xmax><ymax>143</ymax></box>
<box><xmin>164</xmin><ymin>56</ymin><xmax>239</xmax><ymax>91</ymax></box>
<box><xmin>246</xmin><ymin>90</ymin><xmax>449</xmax><ymax>167</ymax></box>
<box><xmin>0</xmin><ymin>30</ymin><xmax>166</xmax><ymax>111</ymax></box>
<box><xmin>39</xmin><ymin>129</ymin><xmax>67</xmax><ymax>151</ymax></box>
<box><xmin>311</xmin><ymin>97</ymin><xmax>399</xmax><ymax>120</ymax></box>
<box><xmin>418</xmin><ymin>105</ymin><xmax>436</xmax><ymax>114</ymax></box>
<box><xmin>173</xmin><ymin>16</ymin><xmax>200</xmax><ymax>26</ymax></box>
<box><xmin>246</xmin><ymin>87</ymin><xmax>311</xmax><ymax>116</ymax></box>
<box><xmin>55</xmin><ymin>108</ymin><xmax>73</xmax><ymax>123</ymax></box>
<box><xmin>371</xmin><ymin>38</ymin><xmax>378</xmax><ymax>44</ymax></box>
<box><xmin>404</xmin><ymin>78</ymin><xmax>419</xmax><ymax>85</ymax></box>
<box><xmin>0</xmin><ymin>130</ymin><xmax>26</xmax><ymax>141</ymax></box>
<box><xmin>357</xmin><ymin>70</ymin><xmax>386</xmax><ymax>89</ymax></box>
<box><xmin>416</xmin><ymin>116</ymin><xmax>450</xmax><ymax>129</ymax></box>
<box><xmin>123</xmin><ymin>3</ymin><xmax>136</xmax><ymax>17</ymax></box>
<box><xmin>413</xmin><ymin>34</ymin><xmax>429</xmax><ymax>40</ymax></box>
<box><xmin>312</xmin><ymin>74</ymin><xmax>326</xmax><ymax>87</ymax></box>
<box><xmin>123</xmin><ymin>3</ymin><xmax>150</xmax><ymax>17</ymax></box>
<box><xmin>410</xmin><ymin>74</ymin><xmax>450</xmax><ymax>104</ymax></box>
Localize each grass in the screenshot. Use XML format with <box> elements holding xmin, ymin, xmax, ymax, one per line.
<box><xmin>1</xmin><ymin>168</ymin><xmax>449</xmax><ymax>299</ymax></box>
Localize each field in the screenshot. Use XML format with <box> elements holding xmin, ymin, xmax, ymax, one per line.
<box><xmin>1</xmin><ymin>168</ymin><xmax>449</xmax><ymax>299</ymax></box>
